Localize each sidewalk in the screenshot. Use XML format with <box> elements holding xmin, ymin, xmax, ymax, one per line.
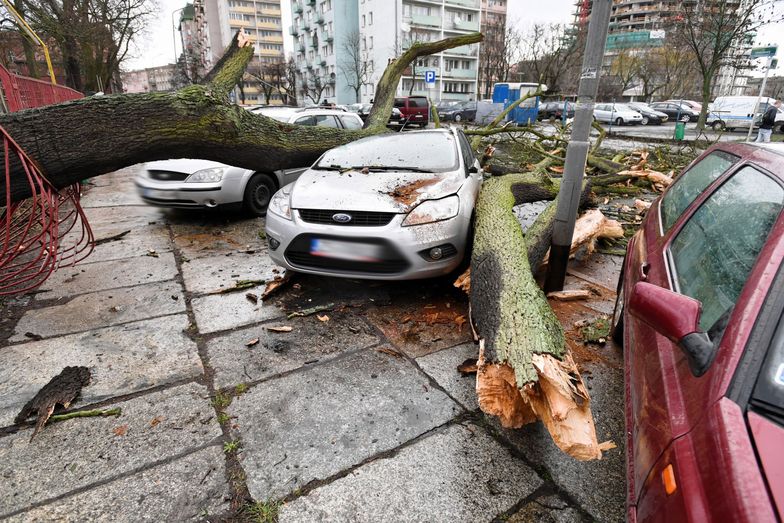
<box><xmin>0</xmin><ymin>166</ymin><xmax>626</xmax><ymax>522</ymax></box>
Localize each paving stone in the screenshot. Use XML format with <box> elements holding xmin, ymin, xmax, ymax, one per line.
<box><xmin>170</xmin><ymin>216</ymin><xmax>267</xmax><ymax>260</ymax></box>
<box><xmin>0</xmin><ymin>315</ymin><xmax>201</xmax><ymax>427</ymax></box>
<box><xmin>490</xmin><ymin>360</ymin><xmax>626</xmax><ymax>523</ymax></box>
<box><xmin>228</xmin><ymin>349</ymin><xmax>461</xmax><ymax>500</ymax></box>
<box><xmin>416</xmin><ymin>342</ymin><xmax>480</xmax><ymax>411</ymax></box>
<box><xmin>191</xmin><ymin>291</ymin><xmax>284</xmax><ymax>334</ymax></box>
<box><xmin>81</xmin><ymin>227</ymin><xmax>173</xmax><ymax>265</ymax></box>
<box><xmin>280</xmin><ymin>423</ymin><xmax>543</xmax><ymax>522</ymax></box>
<box><xmin>35</xmin><ymin>253</ymin><xmax>178</xmax><ymax>299</ymax></box>
<box><xmin>507</xmin><ymin>494</ymin><xmax>587</xmax><ymax>523</ymax></box>
<box><xmin>0</xmin><ymin>383</ymin><xmax>221</xmax><ymax>516</ymax></box>
<box><xmin>9</xmin><ymin>446</ymin><xmax>229</xmax><ymax>522</ymax></box>
<box><xmin>181</xmin><ymin>252</ymin><xmax>282</xmax><ymax>295</ymax></box>
<box><xmin>81</xmin><ymin>203</ymin><xmax>164</xmax><ymax>229</ymax></box>
<box><xmin>569</xmin><ymin>253</ymin><xmax>624</xmax><ymax>291</ymax></box>
<box><xmin>205</xmin><ymin>310</ymin><xmax>378</xmax><ymax>389</ymax></box>
<box><xmin>11</xmin><ymin>281</ymin><xmax>185</xmax><ymax>341</ymax></box>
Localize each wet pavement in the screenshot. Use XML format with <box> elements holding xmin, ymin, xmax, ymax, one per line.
<box><xmin>0</xmin><ymin>165</ymin><xmax>627</xmax><ymax>522</ymax></box>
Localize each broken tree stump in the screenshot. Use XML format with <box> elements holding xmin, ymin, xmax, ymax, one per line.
<box><xmin>15</xmin><ymin>366</ymin><xmax>91</xmax><ymax>441</ymax></box>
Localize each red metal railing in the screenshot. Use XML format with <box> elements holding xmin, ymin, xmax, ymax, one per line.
<box><xmin>0</xmin><ymin>64</ymin><xmax>83</xmax><ymax>112</ymax></box>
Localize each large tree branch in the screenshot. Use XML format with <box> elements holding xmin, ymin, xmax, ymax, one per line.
<box><xmin>1</xmin><ymin>31</ymin><xmax>477</xmax><ymax>203</ymax></box>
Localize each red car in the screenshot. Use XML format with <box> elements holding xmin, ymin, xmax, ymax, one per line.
<box><xmin>613</xmin><ymin>142</ymin><xmax>784</xmax><ymax>522</ymax></box>
<box><xmin>394</xmin><ymin>96</ymin><xmax>430</xmax><ymax>127</ymax></box>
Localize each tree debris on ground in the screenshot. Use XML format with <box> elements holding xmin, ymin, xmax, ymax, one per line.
<box><xmin>15</xmin><ymin>366</ymin><xmax>91</xmax><ymax>441</ymax></box>
<box><xmin>261</xmin><ymin>272</ymin><xmax>295</xmax><ymax>301</ymax></box>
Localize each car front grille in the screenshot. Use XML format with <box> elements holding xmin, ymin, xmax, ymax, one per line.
<box><xmin>284</xmin><ymin>234</ymin><xmax>410</xmax><ymax>275</ymax></box>
<box><xmin>147</xmin><ymin>170</ymin><xmax>190</xmax><ymax>181</ymax></box>
<box><xmin>298</xmin><ymin>209</ymin><xmax>396</xmax><ymax>227</ymax></box>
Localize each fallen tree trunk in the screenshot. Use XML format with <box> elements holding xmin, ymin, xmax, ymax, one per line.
<box><xmin>1</xmin><ymin>31</ymin><xmax>482</xmax><ymax>203</ymax></box>
<box><xmin>470</xmin><ymin>168</ymin><xmax>607</xmax><ymax>460</ymax></box>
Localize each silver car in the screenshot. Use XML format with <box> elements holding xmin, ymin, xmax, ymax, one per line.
<box><xmin>134</xmin><ymin>108</ymin><xmax>364</xmax><ymax>216</ymax></box>
<box><xmin>593</xmin><ymin>103</ymin><xmax>644</xmax><ymax>125</ymax></box>
<box><xmin>264</xmin><ymin>128</ymin><xmax>482</xmax><ymax>280</ymax></box>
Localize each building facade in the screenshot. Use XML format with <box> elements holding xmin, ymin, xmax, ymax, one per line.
<box><xmin>121</xmin><ymin>64</ymin><xmax>178</xmax><ymax>93</ymax></box>
<box><xmin>477</xmin><ymin>0</ymin><xmax>507</xmax><ymax>99</ymax></box>
<box><xmin>290</xmin><ymin>0</ymin><xmax>481</xmax><ymax>105</ymax></box>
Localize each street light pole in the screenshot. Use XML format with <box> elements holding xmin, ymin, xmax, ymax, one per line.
<box><xmin>172</xmin><ymin>7</ymin><xmax>185</xmax><ymax>65</ymax></box>
<box><xmin>746</xmin><ymin>54</ymin><xmax>774</xmax><ymax>142</ymax></box>
<box><xmin>544</xmin><ymin>0</ymin><xmax>613</xmax><ymax>293</ymax></box>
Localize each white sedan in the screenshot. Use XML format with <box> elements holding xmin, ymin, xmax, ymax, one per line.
<box><xmin>593</xmin><ymin>103</ymin><xmax>644</xmax><ymax>125</ymax></box>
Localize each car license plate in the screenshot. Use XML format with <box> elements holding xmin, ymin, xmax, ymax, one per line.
<box><xmin>141</xmin><ymin>188</ymin><xmax>167</xmax><ymax>199</ymax></box>
<box><xmin>310</xmin><ymin>239</ymin><xmax>383</xmax><ymax>262</ymax></box>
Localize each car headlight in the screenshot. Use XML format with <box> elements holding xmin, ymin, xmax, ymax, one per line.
<box><xmin>185</xmin><ymin>167</ymin><xmax>226</xmax><ymax>183</ymax></box>
<box><xmin>402</xmin><ymin>195</ymin><xmax>459</xmax><ymax>227</ymax></box>
<box><xmin>269</xmin><ymin>185</ymin><xmax>292</xmax><ymax>220</ymax></box>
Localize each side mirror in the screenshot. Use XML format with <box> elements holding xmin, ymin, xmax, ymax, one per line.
<box><xmin>468</xmin><ymin>163</ymin><xmax>479</xmax><ymax>174</ymax></box>
<box><xmin>628</xmin><ymin>282</ymin><xmax>715</xmax><ymax>377</ymax></box>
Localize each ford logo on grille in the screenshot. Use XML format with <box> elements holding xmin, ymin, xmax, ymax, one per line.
<box><xmin>332</xmin><ymin>213</ymin><xmax>352</xmax><ymax>223</ymax></box>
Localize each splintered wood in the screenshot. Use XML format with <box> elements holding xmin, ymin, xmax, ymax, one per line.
<box><xmin>476</xmin><ymin>341</ymin><xmax>605</xmax><ymax>461</ymax></box>
<box><xmin>542</xmin><ymin>209</ymin><xmax>624</xmax><ymax>266</ymax></box>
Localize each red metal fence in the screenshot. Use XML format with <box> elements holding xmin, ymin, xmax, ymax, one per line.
<box><xmin>0</xmin><ymin>64</ymin><xmax>83</xmax><ymax>112</ymax></box>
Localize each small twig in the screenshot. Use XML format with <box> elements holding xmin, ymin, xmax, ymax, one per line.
<box><xmin>93</xmin><ymin>230</ymin><xmax>131</xmax><ymax>246</ymax></box>
<box><xmin>50</xmin><ymin>407</ymin><xmax>122</xmax><ymax>423</ymax></box>
<box><xmin>286</xmin><ymin>303</ymin><xmax>335</xmax><ymax>319</ymax></box>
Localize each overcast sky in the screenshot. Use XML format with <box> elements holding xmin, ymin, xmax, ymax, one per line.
<box><xmin>125</xmin><ymin>0</ymin><xmax>783</xmax><ymax>79</ymax></box>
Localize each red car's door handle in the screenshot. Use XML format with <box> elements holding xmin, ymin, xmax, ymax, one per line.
<box><xmin>640</xmin><ymin>262</ymin><xmax>650</xmax><ymax>281</ymax></box>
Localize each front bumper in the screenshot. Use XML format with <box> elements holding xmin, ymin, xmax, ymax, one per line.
<box><xmin>135</xmin><ymin>178</ymin><xmax>235</xmax><ymax>209</ymax></box>
<box><xmin>265</xmin><ymin>209</ymin><xmax>469</xmax><ymax>280</ymax></box>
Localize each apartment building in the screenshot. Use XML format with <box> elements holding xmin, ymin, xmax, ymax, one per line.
<box><xmin>201</xmin><ymin>0</ymin><xmax>285</xmax><ymax>104</ymax></box>
<box><xmin>122</xmin><ymin>64</ymin><xmax>178</xmax><ymax>93</ymax></box>
<box><xmin>574</xmin><ymin>0</ymin><xmax>751</xmax><ymax>97</ymax></box>
<box><xmin>178</xmin><ymin>2</ymin><xmax>212</xmax><ymax>80</ymax></box>
<box><xmin>478</xmin><ymin>0</ymin><xmax>507</xmax><ymax>99</ymax></box>
<box><xmin>291</xmin><ymin>0</ymin><xmax>481</xmax><ymax>105</ymax></box>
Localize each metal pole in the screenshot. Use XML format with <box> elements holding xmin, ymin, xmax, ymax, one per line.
<box><xmin>172</xmin><ymin>8</ymin><xmax>185</xmax><ymax>65</ymax></box>
<box><xmin>544</xmin><ymin>0</ymin><xmax>613</xmax><ymax>293</ymax></box>
<box><xmin>746</xmin><ymin>55</ymin><xmax>774</xmax><ymax>142</ymax></box>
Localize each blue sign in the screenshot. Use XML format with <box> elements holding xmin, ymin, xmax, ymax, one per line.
<box><xmin>424</xmin><ymin>70</ymin><xmax>436</xmax><ymax>87</ymax></box>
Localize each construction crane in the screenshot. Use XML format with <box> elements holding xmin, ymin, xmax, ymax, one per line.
<box><xmin>0</xmin><ymin>0</ymin><xmax>57</xmax><ymax>84</ymax></box>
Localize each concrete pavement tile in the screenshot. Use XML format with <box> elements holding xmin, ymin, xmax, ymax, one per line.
<box><xmin>416</xmin><ymin>342</ymin><xmax>480</xmax><ymax>411</ymax></box>
<box><xmin>11</xmin><ymin>280</ymin><xmax>185</xmax><ymax>341</ymax></box>
<box><xmin>80</xmin><ymin>204</ymin><xmax>164</xmax><ymax>229</ymax></box>
<box><xmin>228</xmin><ymin>349</ymin><xmax>462</xmax><ymax>500</ymax></box>
<box><xmin>35</xmin><ymin>253</ymin><xmax>178</xmax><ymax>298</ymax></box>
<box><xmin>181</xmin><ymin>252</ymin><xmax>282</xmax><ymax>295</ymax></box>
<box><xmin>280</xmin><ymin>423</ymin><xmax>543</xmax><ymax>522</ymax></box>
<box><xmin>0</xmin><ymin>383</ymin><xmax>221</xmax><ymax>516</ymax></box>
<box><xmin>205</xmin><ymin>311</ymin><xmax>378</xmax><ymax>389</ymax></box>
<box><xmin>0</xmin><ymin>315</ymin><xmax>201</xmax><ymax>427</ymax></box>
<box><xmin>507</xmin><ymin>494</ymin><xmax>587</xmax><ymax>523</ymax></box>
<box><xmin>8</xmin><ymin>446</ymin><xmax>229</xmax><ymax>522</ymax></box>
<box><xmin>80</xmin><ymin>227</ymin><xmax>173</xmax><ymax>265</ymax></box>
<box><xmin>170</xmin><ymin>217</ymin><xmax>267</xmax><ymax>260</ymax></box>
<box><xmin>191</xmin><ymin>291</ymin><xmax>284</xmax><ymax>334</ymax></box>
<box><xmin>489</xmin><ymin>361</ymin><xmax>625</xmax><ymax>523</ymax></box>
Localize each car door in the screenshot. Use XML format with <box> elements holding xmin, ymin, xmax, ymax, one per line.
<box><xmin>625</xmin><ymin>152</ymin><xmax>784</xmax><ymax>509</ymax></box>
<box><xmin>594</xmin><ymin>104</ymin><xmax>608</xmax><ymax>122</ymax></box>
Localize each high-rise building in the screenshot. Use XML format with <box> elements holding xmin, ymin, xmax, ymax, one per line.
<box><xmin>574</xmin><ymin>0</ymin><xmax>752</xmax><ymax>98</ymax></box>
<box><xmin>478</xmin><ymin>0</ymin><xmax>507</xmax><ymax>99</ymax></box>
<box><xmin>202</xmin><ymin>0</ymin><xmax>285</xmax><ymax>104</ymax></box>
<box><xmin>290</xmin><ymin>0</ymin><xmax>481</xmax><ymax>105</ymax></box>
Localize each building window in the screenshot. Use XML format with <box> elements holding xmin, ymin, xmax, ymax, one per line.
<box><xmin>369</xmin><ymin>36</ymin><xmax>373</xmax><ymax>49</ymax></box>
<box><xmin>361</xmin><ymin>14</ymin><xmax>365</xmax><ymax>27</ymax></box>
<box><xmin>369</xmin><ymin>12</ymin><xmax>373</xmax><ymax>25</ymax></box>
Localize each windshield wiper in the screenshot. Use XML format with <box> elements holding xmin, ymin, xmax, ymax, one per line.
<box><xmin>364</xmin><ymin>166</ymin><xmax>431</xmax><ymax>173</ymax></box>
<box><xmin>316</xmin><ymin>164</ymin><xmax>350</xmax><ymax>171</ymax></box>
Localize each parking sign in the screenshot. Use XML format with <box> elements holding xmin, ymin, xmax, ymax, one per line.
<box><xmin>424</xmin><ymin>70</ymin><xmax>436</xmax><ymax>88</ymax></box>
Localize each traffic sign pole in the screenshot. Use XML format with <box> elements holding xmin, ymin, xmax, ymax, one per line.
<box><xmin>746</xmin><ymin>54</ymin><xmax>775</xmax><ymax>142</ymax></box>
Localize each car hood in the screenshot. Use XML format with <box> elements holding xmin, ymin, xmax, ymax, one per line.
<box><xmin>290</xmin><ymin>168</ymin><xmax>464</xmax><ymax>213</ymax></box>
<box><xmin>145</xmin><ymin>158</ymin><xmax>231</xmax><ymax>175</ymax></box>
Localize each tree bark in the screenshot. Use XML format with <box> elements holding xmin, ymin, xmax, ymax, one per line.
<box><xmin>1</xmin><ymin>31</ymin><xmax>482</xmax><ymax>203</ymax></box>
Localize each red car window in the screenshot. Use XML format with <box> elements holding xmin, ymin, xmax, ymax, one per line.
<box><xmin>660</xmin><ymin>150</ymin><xmax>739</xmax><ymax>231</ymax></box>
<box><xmin>668</xmin><ymin>166</ymin><xmax>784</xmax><ymax>331</ymax></box>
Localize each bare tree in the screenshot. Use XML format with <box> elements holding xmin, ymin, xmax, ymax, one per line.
<box><xmin>635</xmin><ymin>45</ymin><xmax>697</xmax><ymax>101</ymax></box>
<box><xmin>515</xmin><ymin>24</ymin><xmax>583</xmax><ymax>96</ymax></box>
<box><xmin>284</xmin><ymin>57</ymin><xmax>297</xmax><ymax>105</ymax></box>
<box><xmin>609</xmin><ymin>48</ymin><xmax>642</xmax><ymax>95</ymax></box>
<box><xmin>672</xmin><ymin>0</ymin><xmax>771</xmax><ymax>129</ymax></box>
<box><xmin>338</xmin><ymin>29</ymin><xmax>370</xmax><ymax>103</ymax></box>
<box><xmin>477</xmin><ymin>18</ymin><xmax>521</xmax><ymax>99</ymax></box>
<box><xmin>300</xmin><ymin>69</ymin><xmax>331</xmax><ymax>104</ymax></box>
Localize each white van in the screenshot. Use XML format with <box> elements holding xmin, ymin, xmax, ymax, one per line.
<box><xmin>707</xmin><ymin>96</ymin><xmax>784</xmax><ymax>132</ymax></box>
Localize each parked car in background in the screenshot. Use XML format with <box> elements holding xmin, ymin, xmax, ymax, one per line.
<box><xmin>134</xmin><ymin>108</ymin><xmax>362</xmax><ymax>216</ymax></box>
<box><xmin>264</xmin><ymin>128</ymin><xmax>482</xmax><ymax>280</ymax></box>
<box><xmin>348</xmin><ymin>103</ymin><xmax>404</xmax><ymax>127</ymax></box>
<box><xmin>627</xmin><ymin>102</ymin><xmax>669</xmax><ymax>125</ymax></box>
<box><xmin>593</xmin><ymin>103</ymin><xmax>644</xmax><ymax>125</ymax></box>
<box><xmin>665</xmin><ymin>99</ymin><xmax>703</xmax><ymax>112</ymax></box>
<box><xmin>613</xmin><ymin>142</ymin><xmax>784</xmax><ymax>522</ymax></box>
<box><xmin>438</xmin><ymin>101</ymin><xmax>477</xmax><ymax>122</ymax></box>
<box><xmin>394</xmin><ymin>96</ymin><xmax>430</xmax><ymax>127</ymax></box>
<box><xmin>707</xmin><ymin>96</ymin><xmax>784</xmax><ymax>132</ymax></box>
<box><xmin>649</xmin><ymin>101</ymin><xmax>699</xmax><ymax>122</ymax></box>
<box><xmin>538</xmin><ymin>101</ymin><xmax>575</xmax><ymax>121</ymax></box>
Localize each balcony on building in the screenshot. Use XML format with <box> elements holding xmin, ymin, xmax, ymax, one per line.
<box><xmin>300</xmin><ymin>19</ymin><xmax>310</xmax><ymax>31</ymax></box>
<box><xmin>289</xmin><ymin>25</ymin><xmax>299</xmax><ymax>36</ymax></box>
<box><xmin>259</xmin><ymin>7</ymin><xmax>281</xmax><ymax>16</ymax></box>
<box><xmin>298</xmin><ymin>43</ymin><xmax>306</xmax><ymax>53</ymax></box>
<box><xmin>294</xmin><ymin>3</ymin><xmax>303</xmax><ymax>14</ymax></box>
<box><xmin>445</xmin><ymin>0</ymin><xmax>480</xmax><ymax>8</ymax></box>
<box><xmin>321</xmin><ymin>30</ymin><xmax>333</xmax><ymax>42</ymax></box>
<box><xmin>444</xmin><ymin>68</ymin><xmax>476</xmax><ymax>79</ymax></box>
<box><xmin>410</xmin><ymin>14</ymin><xmax>441</xmax><ymax>28</ymax></box>
<box><xmin>315</xmin><ymin>13</ymin><xmax>325</xmax><ymax>24</ymax></box>
<box><xmin>317</xmin><ymin>55</ymin><xmax>327</xmax><ymax>66</ymax></box>
<box><xmin>306</xmin><ymin>0</ymin><xmax>316</xmax><ymax>5</ymax></box>
<box><xmin>451</xmin><ymin>18</ymin><xmax>480</xmax><ymax>31</ymax></box>
<box><xmin>443</xmin><ymin>44</ymin><xmax>478</xmax><ymax>56</ymax></box>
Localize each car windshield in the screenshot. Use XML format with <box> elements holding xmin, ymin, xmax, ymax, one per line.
<box><xmin>315</xmin><ymin>132</ymin><xmax>458</xmax><ymax>172</ymax></box>
<box><xmin>614</xmin><ymin>104</ymin><xmax>635</xmax><ymax>111</ymax></box>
